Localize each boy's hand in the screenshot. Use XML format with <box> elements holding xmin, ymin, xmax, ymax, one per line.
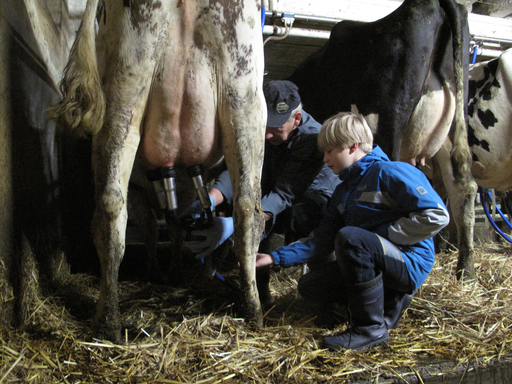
<box><xmin>256</xmin><ymin>253</ymin><xmax>275</xmax><ymax>269</ymax></box>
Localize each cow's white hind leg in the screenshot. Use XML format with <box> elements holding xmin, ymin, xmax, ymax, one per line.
<box><xmin>92</xmin><ymin>108</ymin><xmax>144</xmax><ymax>341</ymax></box>
<box><xmin>219</xmin><ymin>86</ymin><xmax>266</xmax><ymax>324</ymax></box>
<box><xmin>91</xmin><ymin>1</ymin><xmax>165</xmax><ymax>340</ymax></box>
<box><xmin>223</xmin><ymin>109</ymin><xmax>266</xmax><ymax>323</ymax></box>
<box><xmin>212</xmin><ymin>0</ymin><xmax>266</xmax><ymax>325</ymax></box>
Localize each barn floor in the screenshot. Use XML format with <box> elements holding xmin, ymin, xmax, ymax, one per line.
<box><xmin>1</xmin><ymin>237</ymin><xmax>512</xmax><ymax>383</ymax></box>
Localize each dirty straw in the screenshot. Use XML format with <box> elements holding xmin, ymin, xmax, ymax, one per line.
<box><xmin>1</xmin><ymin>243</ymin><xmax>511</xmax><ymax>383</ymax></box>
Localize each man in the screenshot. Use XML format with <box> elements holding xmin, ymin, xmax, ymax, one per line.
<box><xmin>256</xmin><ymin>112</ymin><xmax>449</xmax><ymax>351</ymax></box>
<box><xmin>182</xmin><ymin>80</ymin><xmax>339</xmax><ymax>263</ymax></box>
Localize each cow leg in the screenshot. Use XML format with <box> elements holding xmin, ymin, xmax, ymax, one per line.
<box><xmin>207</xmin><ymin>1</ymin><xmax>266</xmax><ymax>326</ymax></box>
<box><xmin>219</xmin><ymin>83</ymin><xmax>266</xmax><ymax>324</ymax></box>
<box><xmin>433</xmin><ymin>139</ymin><xmax>478</xmax><ymax>280</ymax></box>
<box><xmin>92</xmin><ymin>123</ymin><xmax>140</xmax><ymax>340</ymax></box>
<box><xmin>92</xmin><ymin>101</ymin><xmax>148</xmax><ymax>339</ymax></box>
<box><xmin>91</xmin><ymin>8</ymin><xmax>163</xmax><ymax>341</ymax></box>
<box><xmin>222</xmin><ymin>102</ymin><xmax>265</xmax><ymax>323</ymax></box>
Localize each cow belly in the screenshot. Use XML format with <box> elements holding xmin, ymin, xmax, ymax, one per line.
<box><xmin>471</xmin><ymin>117</ymin><xmax>512</xmax><ymax>191</ymax></box>
<box><xmin>472</xmin><ymin>158</ymin><xmax>512</xmax><ymax>191</ymax></box>
<box><xmin>469</xmin><ymin>52</ymin><xmax>512</xmax><ymax>192</ymax></box>
<box><xmin>398</xmin><ymin>75</ymin><xmax>455</xmax><ymax>166</ymax></box>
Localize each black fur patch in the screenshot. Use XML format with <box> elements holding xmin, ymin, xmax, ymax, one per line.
<box><xmin>477</xmin><ymin>108</ymin><xmax>498</xmax><ymax>129</ymax></box>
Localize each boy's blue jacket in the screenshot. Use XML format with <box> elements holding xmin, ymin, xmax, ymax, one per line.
<box><xmin>271</xmin><ymin>146</ymin><xmax>449</xmax><ymax>291</ymax></box>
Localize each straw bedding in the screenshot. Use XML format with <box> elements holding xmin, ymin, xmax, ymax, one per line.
<box><xmin>1</xmin><ymin>241</ymin><xmax>511</xmax><ymax>383</ymax></box>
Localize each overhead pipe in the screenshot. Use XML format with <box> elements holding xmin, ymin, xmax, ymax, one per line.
<box><xmin>263</xmin><ymin>25</ymin><xmax>330</xmax><ymax>40</ymax></box>
<box><xmin>263</xmin><ymin>11</ymin><xmax>512</xmax><ymax>57</ymax></box>
<box><xmin>264</xmin><ymin>11</ymin><xmax>341</xmax><ymax>27</ymax></box>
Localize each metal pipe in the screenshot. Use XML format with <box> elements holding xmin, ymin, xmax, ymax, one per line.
<box><xmin>472</xmin><ymin>35</ymin><xmax>512</xmax><ymax>46</ymax></box>
<box><xmin>263</xmin><ymin>25</ymin><xmax>330</xmax><ymax>40</ymax></box>
<box><xmin>472</xmin><ymin>47</ymin><xmax>504</xmax><ymax>59</ymax></box>
<box><xmin>265</xmin><ymin>11</ymin><xmax>341</xmax><ymax>26</ymax></box>
<box><xmin>264</xmin><ymin>12</ymin><xmax>512</xmax><ymax>49</ymax></box>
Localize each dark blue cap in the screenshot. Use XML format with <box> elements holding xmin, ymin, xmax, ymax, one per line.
<box><xmin>264</xmin><ymin>80</ymin><xmax>301</xmax><ymax>127</ymax></box>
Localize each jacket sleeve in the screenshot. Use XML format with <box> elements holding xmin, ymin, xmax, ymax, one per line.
<box><xmin>210</xmin><ymin>169</ymin><xmax>234</xmax><ymax>204</ymax></box>
<box><xmin>388</xmin><ymin>206</ymin><xmax>450</xmax><ymax>245</ymax></box>
<box><xmin>271</xmin><ymin>195</ymin><xmax>344</xmax><ymax>267</ymax></box>
<box><xmin>383</xmin><ymin>164</ymin><xmax>450</xmax><ymax>245</ymax></box>
<box><xmin>261</xmin><ymin>134</ymin><xmax>324</xmax><ymax>217</ymax></box>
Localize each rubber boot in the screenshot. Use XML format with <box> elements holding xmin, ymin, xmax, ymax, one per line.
<box><xmin>324</xmin><ymin>272</ymin><xmax>389</xmax><ymax>351</ymax></box>
<box><xmin>298</xmin><ymin>261</ymin><xmax>349</xmax><ymax>328</ymax></box>
<box><xmin>384</xmin><ymin>288</ymin><xmax>413</xmax><ymax>329</ymax></box>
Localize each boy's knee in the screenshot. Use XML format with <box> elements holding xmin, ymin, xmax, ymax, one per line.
<box><xmin>334</xmin><ymin>226</ymin><xmax>377</xmax><ymax>273</ymax></box>
<box><xmin>335</xmin><ymin>226</ymin><xmax>363</xmax><ymax>257</ymax></box>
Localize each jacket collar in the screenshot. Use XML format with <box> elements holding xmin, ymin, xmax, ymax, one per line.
<box><xmin>338</xmin><ymin>145</ymin><xmax>389</xmax><ymax>181</ymax></box>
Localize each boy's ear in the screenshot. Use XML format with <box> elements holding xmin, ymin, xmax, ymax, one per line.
<box><xmin>349</xmin><ymin>142</ymin><xmax>359</xmax><ymax>153</ymax></box>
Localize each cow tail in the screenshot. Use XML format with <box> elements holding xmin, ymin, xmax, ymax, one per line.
<box><xmin>440</xmin><ymin>0</ymin><xmax>472</xmax><ymax>180</ymax></box>
<box><xmin>48</xmin><ymin>0</ymin><xmax>105</xmax><ymax>137</ymax></box>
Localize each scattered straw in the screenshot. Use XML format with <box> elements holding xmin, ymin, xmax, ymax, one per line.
<box><xmin>1</xmin><ymin>243</ymin><xmax>512</xmax><ymax>383</ymax></box>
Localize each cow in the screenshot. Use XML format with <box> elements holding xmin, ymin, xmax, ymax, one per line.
<box><xmin>468</xmin><ymin>48</ymin><xmax>512</xmax><ymax>192</ymax></box>
<box><xmin>287</xmin><ymin>0</ymin><xmax>478</xmax><ymax>279</ymax></box>
<box><xmin>50</xmin><ymin>0</ymin><xmax>266</xmax><ymax>341</ymax></box>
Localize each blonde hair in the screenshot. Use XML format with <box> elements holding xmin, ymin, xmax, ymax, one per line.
<box><xmin>318</xmin><ymin>112</ymin><xmax>373</xmax><ymax>153</ymax></box>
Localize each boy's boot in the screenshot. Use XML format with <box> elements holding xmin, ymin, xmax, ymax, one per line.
<box><xmin>384</xmin><ymin>288</ymin><xmax>413</xmax><ymax>329</ymax></box>
<box><xmin>324</xmin><ymin>272</ymin><xmax>388</xmax><ymax>351</ymax></box>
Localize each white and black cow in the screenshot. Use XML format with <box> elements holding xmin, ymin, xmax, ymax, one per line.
<box><xmin>51</xmin><ymin>0</ymin><xmax>266</xmax><ymax>341</ymax></box>
<box><xmin>468</xmin><ymin>48</ymin><xmax>512</xmax><ymax>192</ymax></box>
<box><xmin>287</xmin><ymin>0</ymin><xmax>478</xmax><ymax>278</ymax></box>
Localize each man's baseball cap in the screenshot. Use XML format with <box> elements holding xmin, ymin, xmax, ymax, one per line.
<box><xmin>264</xmin><ymin>80</ymin><xmax>301</xmax><ymax>128</ymax></box>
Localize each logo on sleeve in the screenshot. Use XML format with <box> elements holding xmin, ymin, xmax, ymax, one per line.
<box><xmin>416</xmin><ymin>186</ymin><xmax>428</xmax><ymax>195</ymax></box>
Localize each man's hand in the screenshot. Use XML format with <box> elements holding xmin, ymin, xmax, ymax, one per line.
<box><xmin>186</xmin><ymin>216</ymin><xmax>234</xmax><ymax>259</ymax></box>
<box><xmin>179</xmin><ymin>194</ymin><xmax>215</xmax><ymax>221</ymax></box>
<box><xmin>256</xmin><ymin>253</ymin><xmax>275</xmax><ymax>269</ymax></box>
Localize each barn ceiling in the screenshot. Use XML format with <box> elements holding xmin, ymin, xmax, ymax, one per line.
<box><xmin>262</xmin><ymin>0</ymin><xmax>512</xmax><ymax>82</ymax></box>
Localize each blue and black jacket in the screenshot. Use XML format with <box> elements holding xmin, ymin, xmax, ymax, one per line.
<box><xmin>271</xmin><ymin>145</ymin><xmax>449</xmax><ymax>291</ymax></box>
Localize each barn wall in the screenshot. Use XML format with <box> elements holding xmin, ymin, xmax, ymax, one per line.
<box><xmin>0</xmin><ymin>0</ymin><xmax>94</xmax><ymax>329</ymax></box>
<box><xmin>0</xmin><ymin>7</ymin><xmax>15</xmax><ymax>327</ymax></box>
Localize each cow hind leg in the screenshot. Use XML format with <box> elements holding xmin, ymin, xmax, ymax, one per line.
<box><xmin>219</xmin><ymin>85</ymin><xmax>266</xmax><ymax>325</ymax></box>
<box><xmin>91</xmin><ymin>73</ymin><xmax>155</xmax><ymax>341</ymax></box>
<box><xmin>92</xmin><ymin>121</ymin><xmax>142</xmax><ymax>340</ymax></box>
<box><xmin>433</xmin><ymin>139</ymin><xmax>478</xmax><ymax>280</ymax></box>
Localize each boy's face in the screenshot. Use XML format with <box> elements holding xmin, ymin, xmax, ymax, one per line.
<box><xmin>323</xmin><ymin>144</ymin><xmax>361</xmax><ymax>174</ymax></box>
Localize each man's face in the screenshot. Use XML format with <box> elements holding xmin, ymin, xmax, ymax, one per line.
<box><xmin>265</xmin><ymin>112</ymin><xmax>300</xmax><ymax>146</ymax></box>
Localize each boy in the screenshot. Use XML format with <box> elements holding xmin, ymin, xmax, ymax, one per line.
<box><xmin>256</xmin><ymin>111</ymin><xmax>449</xmax><ymax>351</ymax></box>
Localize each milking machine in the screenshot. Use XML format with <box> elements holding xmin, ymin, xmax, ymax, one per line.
<box><xmin>147</xmin><ymin>164</ymin><xmax>214</xmax><ymax>229</ymax></box>
<box><xmin>185</xmin><ymin>164</ymin><xmax>214</xmax><ymax>229</ymax></box>
<box><xmin>147</xmin><ymin>164</ymin><xmax>236</xmax><ymax>288</ymax></box>
<box><xmin>147</xmin><ymin>166</ymin><xmax>179</xmax><ymax>225</ymax></box>
<box><xmin>184</xmin><ymin>165</ymin><xmax>236</xmax><ymax>288</ymax></box>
